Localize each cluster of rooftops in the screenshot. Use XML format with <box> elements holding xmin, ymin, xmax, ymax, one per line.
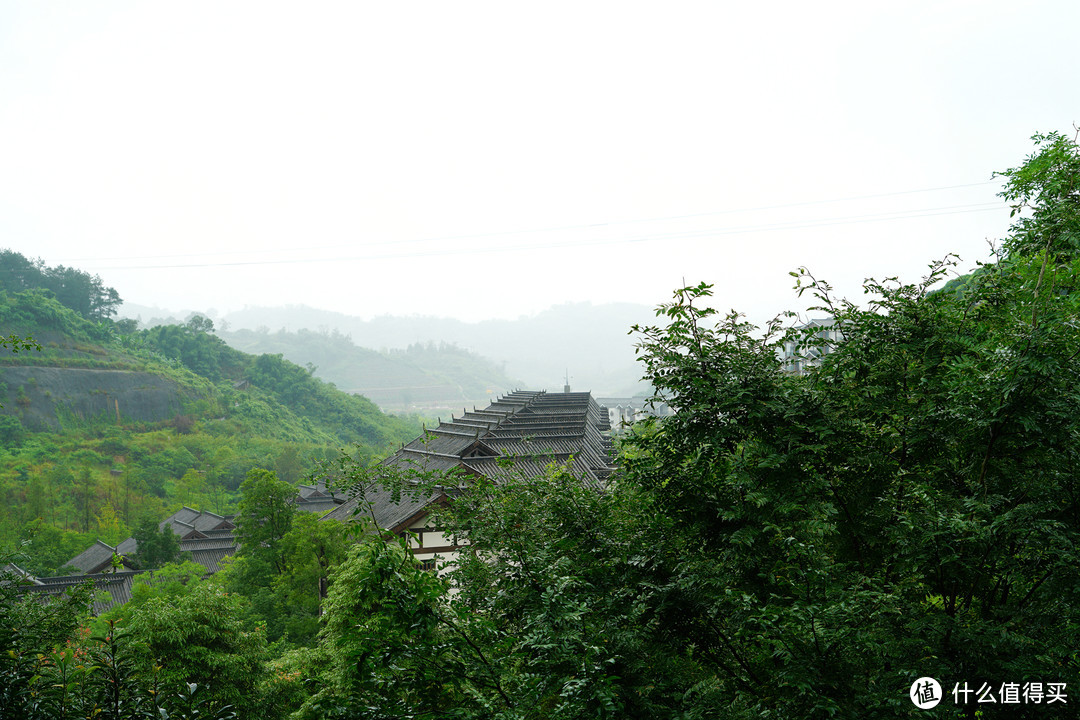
<box><xmin>324</xmin><ymin>390</ymin><xmax>615</xmax><ymax>534</ymax></box>
<box><xmin>9</xmin><ymin>483</ymin><xmax>345</xmax><ymax>614</ymax></box>
<box><xmin>9</xmin><ymin>390</ymin><xmax>616</xmax><ymax>614</ymax></box>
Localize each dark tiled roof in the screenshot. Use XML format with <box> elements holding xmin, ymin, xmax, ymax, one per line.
<box><xmin>66</xmin><ymin>505</ymin><xmax>238</xmax><ymax>574</ymax></box>
<box><xmin>1</xmin><ymin>563</ymin><xmax>43</xmax><ymax>586</ymax></box>
<box><xmin>161</xmin><ymin>518</ymin><xmax>200</xmax><ymax>539</ymax></box>
<box><xmin>116</xmin><ymin>537</ymin><xmax>138</xmax><ymax>555</ymax></box>
<box><xmin>293</xmin><ymin>498</ymin><xmax>341</xmax><ymax>514</ymax></box>
<box><xmin>191</xmin><ymin>511</ymin><xmax>232</xmax><ymax>532</ymax></box>
<box><xmin>320</xmin><ymin>499</ymin><xmax>359</xmax><ymax>523</ymax></box>
<box><xmin>324</xmin><ymin>390</ymin><xmax>614</xmax><ymax>533</ymax></box>
<box><xmin>180</xmin><ymin>538</ymin><xmax>237</xmax><ymax>552</ymax></box>
<box><xmin>186</xmin><ymin>547</ymin><xmax>236</xmax><ymax>574</ymax></box>
<box><xmin>20</xmin><ymin>572</ymin><xmax>140</xmax><ymax>615</ymax></box>
<box><xmin>321</xmin><ymin>485</ymin><xmax>448</xmax><ymax>533</ymax></box>
<box><xmin>65</xmin><ymin>540</ymin><xmax>136</xmax><ymax>575</ymax></box>
<box><xmin>163</xmin><ymin>507</ymin><xmax>201</xmax><ymax>528</ymax></box>
<box><xmin>157</xmin><ymin>507</ymin><xmax>235</xmax><ymax>535</ymax></box>
<box><xmin>295</xmin><ymin>480</ymin><xmax>347</xmax><ymax>506</ymax></box>
<box><xmin>404</xmin><ymin>431</ymin><xmax>481</xmax><ymax>456</ymax></box>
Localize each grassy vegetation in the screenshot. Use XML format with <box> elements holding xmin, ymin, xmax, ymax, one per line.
<box><xmin>0</xmin><ymin>281</ymin><xmax>421</xmax><ymax>575</ymax></box>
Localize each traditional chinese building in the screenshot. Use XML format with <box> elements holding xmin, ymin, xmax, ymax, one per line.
<box><xmin>38</xmin><ymin>481</ymin><xmax>349</xmax><ymax>614</ymax></box>
<box><xmin>321</xmin><ymin>389</ymin><xmax>615</xmax><ymax>572</ymax></box>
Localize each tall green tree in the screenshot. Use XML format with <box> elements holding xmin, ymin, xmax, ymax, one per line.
<box><xmin>235</xmin><ymin>468</ymin><xmax>295</xmax><ymax>575</ymax></box>
<box><xmin>222</xmin><ymin>468</ymin><xmax>298</xmax><ymax>640</ymax></box>
<box><xmin>437</xmin><ymin>465</ymin><xmax>662</xmax><ymax>718</ymax></box>
<box><xmin>222</xmin><ymin>510</ymin><xmax>352</xmax><ymax>647</ymax></box>
<box><xmin>621</xmin><ymin>273</ymin><xmax>1080</xmax><ymax>716</ymax></box>
<box><xmin>123</xmin><ymin>582</ymin><xmax>267</xmax><ymax>719</ymax></box>
<box><xmin>603</xmin><ymin>135</ymin><xmax>1080</xmax><ymax>718</ymax></box>
<box><xmin>0</xmin><ymin>249</ymin><xmax>121</xmax><ymax>320</ymax></box>
<box><xmin>997</xmin><ymin>129</ymin><xmax>1080</xmax><ymax>260</ymax></box>
<box><xmin>294</xmin><ymin>538</ymin><xmax>477</xmax><ymax>720</ymax></box>
<box><xmin>271</xmin><ymin>513</ymin><xmax>351</xmax><ymax>646</ymax></box>
<box><xmin>132</xmin><ymin>517</ymin><xmax>181</xmax><ymax>569</ymax></box>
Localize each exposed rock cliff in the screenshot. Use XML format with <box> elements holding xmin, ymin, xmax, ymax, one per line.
<box><xmin>1</xmin><ymin>366</ymin><xmax>192</xmax><ymax>429</ymax></box>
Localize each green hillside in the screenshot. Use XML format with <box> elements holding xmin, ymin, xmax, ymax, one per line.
<box><xmin>0</xmin><ymin>253</ymin><xmax>421</xmax><ymax>575</ymax></box>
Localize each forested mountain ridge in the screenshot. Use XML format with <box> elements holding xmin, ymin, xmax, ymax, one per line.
<box><xmin>218</xmin><ymin>326</ymin><xmax>524</xmax><ymax>414</ymax></box>
<box><xmin>205</xmin><ymin>300</ymin><xmax>654</xmax><ymax>396</ymax></box>
<box><xmin>0</xmin><ymin>253</ymin><xmax>421</xmax><ymax>576</ymax></box>
<box><xmin>120</xmin><ymin>299</ymin><xmax>653</xmax><ymax>406</ymax></box>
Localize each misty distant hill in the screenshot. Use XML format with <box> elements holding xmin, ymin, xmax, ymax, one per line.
<box><xmin>217</xmin><ymin>327</ymin><xmax>525</xmax><ymax>414</ymax></box>
<box><xmin>216</xmin><ymin>302</ymin><xmax>655</xmax><ymax>397</ymax></box>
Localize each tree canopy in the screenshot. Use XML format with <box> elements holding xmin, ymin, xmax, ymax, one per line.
<box><xmin>235</xmin><ymin>468</ymin><xmax>296</xmax><ymax>575</ymax></box>
<box><xmin>0</xmin><ymin>250</ymin><xmax>121</xmax><ymax>321</ymax></box>
<box><xmin>132</xmin><ymin>517</ymin><xmax>180</xmax><ymax>569</ymax></box>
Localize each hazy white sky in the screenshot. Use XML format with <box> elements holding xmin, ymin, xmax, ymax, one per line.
<box><xmin>1</xmin><ymin>1</ymin><xmax>1076</xmax><ymax>323</ymax></box>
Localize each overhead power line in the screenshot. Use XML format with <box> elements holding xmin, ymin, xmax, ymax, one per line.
<box><xmin>83</xmin><ymin>199</ymin><xmax>1008</xmax><ymax>271</ymax></box>
<box><xmin>65</xmin><ymin>179</ymin><xmax>1004</xmax><ymax>266</ymax></box>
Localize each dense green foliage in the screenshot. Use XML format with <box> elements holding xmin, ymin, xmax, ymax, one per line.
<box><xmin>1</xmin><ymin>559</ymin><xmax>244</xmax><ymax>719</ymax></box>
<box><xmin>293</xmin><ymin>539</ymin><xmax>469</xmax><ymax>719</ymax></box>
<box><xmin>123</xmin><ymin>582</ymin><xmax>268</xmax><ymax>718</ymax></box>
<box><xmin>132</xmin><ymin>517</ymin><xmax>180</xmax><ymax>568</ymax></box>
<box><xmin>612</xmin><ymin>266</ymin><xmax>1078</xmax><ymax>716</ymax></box>
<box><xmin>998</xmin><ymin>130</ymin><xmax>1080</xmax><ymax>259</ymax></box>
<box><xmin>0</xmin><ymin>250</ymin><xmax>121</xmax><ymax>321</ymax></box>
<box><xmin>269</xmin><ymin>512</ymin><xmax>352</xmax><ymax>645</ymax></box>
<box><xmin>221</xmin><ymin>470</ymin><xmax>352</xmax><ymax>647</ymax></box>
<box><xmin>235</xmin><ymin>468</ymin><xmax>297</xmax><ymax>574</ymax></box>
<box><xmin>0</xmin><ymin>558</ymin><xmax>94</xmax><ymax>714</ymax></box>
<box><xmin>0</xmin><ymin>287</ymin><xmax>113</xmax><ymax>344</ymax></box>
